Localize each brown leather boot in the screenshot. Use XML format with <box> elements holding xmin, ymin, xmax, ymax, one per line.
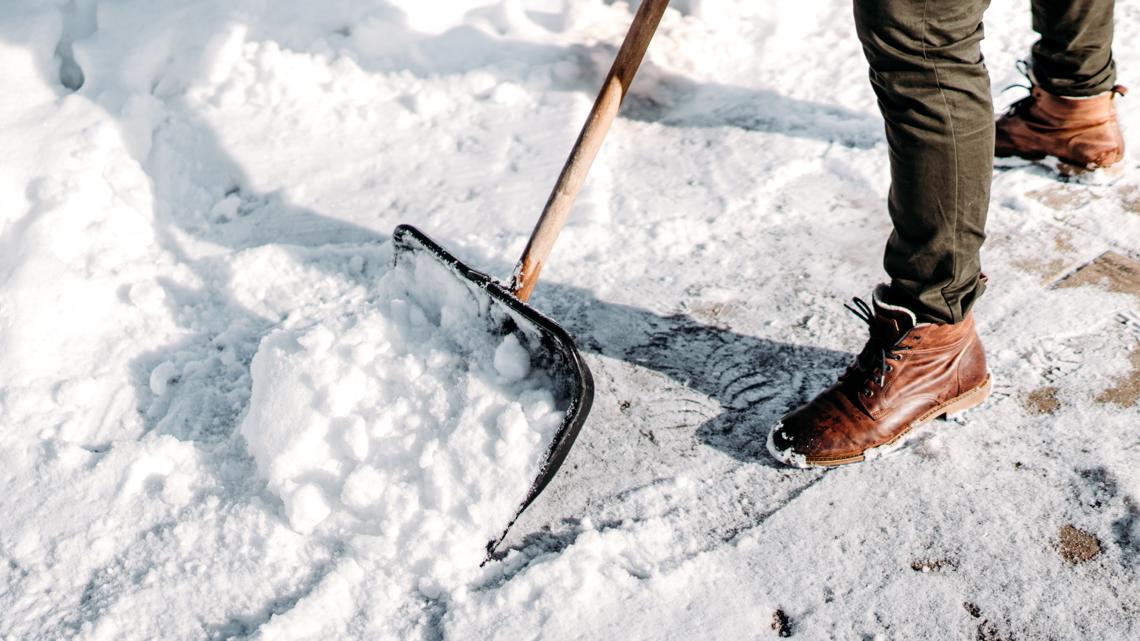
<box><xmin>995</xmin><ymin>83</ymin><xmax>1127</xmax><ymax>170</ymax></box>
<box><xmin>767</xmin><ymin>286</ymin><xmax>992</xmax><ymax>468</ymax></box>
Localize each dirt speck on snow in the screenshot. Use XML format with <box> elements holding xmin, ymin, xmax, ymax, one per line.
<box><xmin>771</xmin><ymin>609</ymin><xmax>792</xmax><ymax>637</ymax></box>
<box><xmin>1023</xmin><ymin>386</ymin><xmax>1061</xmax><ymax>415</ymax></box>
<box><xmin>964</xmin><ymin>603</ymin><xmax>1015</xmax><ymax>641</ymax></box>
<box><xmin>910</xmin><ymin>557</ymin><xmax>957</xmax><ymax>572</ymax></box>
<box><xmin>976</xmin><ymin>618</ymin><xmax>1015</xmax><ymax>641</ymax></box>
<box><xmin>1053</xmin><ymin>231</ymin><xmax>1076</xmax><ymax>254</ymax></box>
<box><xmin>1095</xmin><ymin>345</ymin><xmax>1140</xmax><ymax>408</ymax></box>
<box><xmin>1055</xmin><ymin>524</ymin><xmax>1101</xmax><ymax>564</ymax></box>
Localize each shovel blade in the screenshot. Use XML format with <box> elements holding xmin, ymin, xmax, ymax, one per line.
<box><xmin>391</xmin><ymin>224</ymin><xmax>594</xmax><ymax>563</ymax></box>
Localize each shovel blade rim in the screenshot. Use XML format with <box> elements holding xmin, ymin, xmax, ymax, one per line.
<box><xmin>391</xmin><ymin>224</ymin><xmax>595</xmax><ymax>562</ymax></box>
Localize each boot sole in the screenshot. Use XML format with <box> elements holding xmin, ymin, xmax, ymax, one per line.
<box><xmin>767</xmin><ymin>374</ymin><xmax>993</xmax><ymax>469</ymax></box>
<box><xmin>1053</xmin><ymin>159</ymin><xmax>1125</xmax><ymax>179</ymax></box>
<box><xmin>995</xmin><ymin>149</ymin><xmax>1125</xmax><ymax>177</ymax></box>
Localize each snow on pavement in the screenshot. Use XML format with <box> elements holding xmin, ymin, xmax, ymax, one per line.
<box><xmin>1</xmin><ymin>0</ymin><xmax>1138</xmax><ymax>639</ymax></box>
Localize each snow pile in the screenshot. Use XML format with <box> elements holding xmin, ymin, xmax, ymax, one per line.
<box><xmin>240</xmin><ymin>250</ymin><xmax>565</xmax><ymax>587</ymax></box>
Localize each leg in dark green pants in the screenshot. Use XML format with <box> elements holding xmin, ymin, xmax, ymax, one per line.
<box><xmin>769</xmin><ymin>1</ymin><xmax>1120</xmax><ymax>467</ymax></box>
<box><xmin>853</xmin><ymin>0</ymin><xmax>994</xmax><ymax>324</ymax></box>
<box><xmin>1031</xmin><ymin>0</ymin><xmax>1117</xmax><ymax>97</ymax></box>
<box><xmin>853</xmin><ymin>0</ymin><xmax>1119</xmax><ymax>324</ymax></box>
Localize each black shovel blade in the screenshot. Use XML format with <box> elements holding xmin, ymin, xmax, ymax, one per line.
<box><xmin>391</xmin><ymin>224</ymin><xmax>594</xmax><ymax>563</ymax></box>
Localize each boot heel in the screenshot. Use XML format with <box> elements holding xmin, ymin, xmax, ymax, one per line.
<box><xmin>939</xmin><ymin>375</ymin><xmax>992</xmax><ymax>420</ymax></box>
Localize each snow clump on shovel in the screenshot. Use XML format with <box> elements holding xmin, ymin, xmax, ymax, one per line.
<box><xmin>239</xmin><ymin>250</ymin><xmax>565</xmax><ymax>589</ymax></box>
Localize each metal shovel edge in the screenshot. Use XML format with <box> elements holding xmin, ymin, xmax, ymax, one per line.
<box><xmin>392</xmin><ymin>224</ymin><xmax>594</xmax><ymax>564</ymax></box>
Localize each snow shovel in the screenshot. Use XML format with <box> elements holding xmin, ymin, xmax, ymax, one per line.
<box><xmin>392</xmin><ymin>0</ymin><xmax>671</xmax><ymax>562</ymax></box>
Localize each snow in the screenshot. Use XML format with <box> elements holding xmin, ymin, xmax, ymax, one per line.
<box><xmin>239</xmin><ymin>252</ymin><xmax>565</xmax><ymax>582</ymax></box>
<box><xmin>494</xmin><ymin>333</ymin><xmax>532</xmax><ymax>382</ymax></box>
<box><xmin>148</xmin><ymin>360</ymin><xmax>179</xmax><ymax>396</ymax></box>
<box><xmin>1</xmin><ymin>0</ymin><xmax>1139</xmax><ymax>639</ymax></box>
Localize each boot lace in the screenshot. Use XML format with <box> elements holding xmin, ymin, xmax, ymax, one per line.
<box><xmin>839</xmin><ymin>297</ymin><xmax>914</xmax><ymax>398</ymax></box>
<box><xmin>1001</xmin><ymin>60</ymin><xmax>1034</xmax><ymax>117</ymax></box>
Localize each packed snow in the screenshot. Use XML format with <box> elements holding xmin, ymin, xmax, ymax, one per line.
<box><xmin>241</xmin><ymin>250</ymin><xmax>565</xmax><ymax>575</ymax></box>
<box><xmin>2</xmin><ymin>0</ymin><xmax>1139</xmax><ymax>640</ymax></box>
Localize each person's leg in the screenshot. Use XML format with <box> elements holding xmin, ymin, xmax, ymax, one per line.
<box><xmin>995</xmin><ymin>0</ymin><xmax>1124</xmax><ymax>169</ymax></box>
<box><xmin>1031</xmin><ymin>0</ymin><xmax>1116</xmax><ymax>96</ymax></box>
<box><xmin>767</xmin><ymin>0</ymin><xmax>995</xmax><ymax>468</ymax></box>
<box><xmin>854</xmin><ymin>0</ymin><xmax>994</xmax><ymax>324</ymax></box>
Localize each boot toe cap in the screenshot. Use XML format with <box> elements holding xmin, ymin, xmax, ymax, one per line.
<box><xmin>768</xmin><ymin>400</ymin><xmax>870</xmax><ymax>467</ymax></box>
<box><xmin>766</xmin><ymin>422</ymin><xmax>811</xmax><ymax>468</ymax></box>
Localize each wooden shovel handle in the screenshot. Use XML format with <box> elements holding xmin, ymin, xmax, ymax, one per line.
<box><xmin>509</xmin><ymin>0</ymin><xmax>670</xmax><ymax>302</ymax></box>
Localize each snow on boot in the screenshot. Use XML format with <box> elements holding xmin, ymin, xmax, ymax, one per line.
<box><xmin>767</xmin><ymin>285</ymin><xmax>992</xmax><ymax>468</ymax></box>
<box><xmin>995</xmin><ymin>82</ymin><xmax>1127</xmax><ymax>171</ymax></box>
